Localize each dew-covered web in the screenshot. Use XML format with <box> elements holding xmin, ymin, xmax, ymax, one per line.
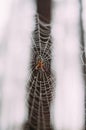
<box><xmin>27</xmin><ymin>14</ymin><xmax>55</xmax><ymax>130</ymax></box>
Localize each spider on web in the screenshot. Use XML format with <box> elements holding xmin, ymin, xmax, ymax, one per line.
<box><xmin>35</xmin><ymin>59</ymin><xmax>44</xmax><ymax>72</ymax></box>
<box><xmin>25</xmin><ymin>14</ymin><xmax>55</xmax><ymax>130</ymax></box>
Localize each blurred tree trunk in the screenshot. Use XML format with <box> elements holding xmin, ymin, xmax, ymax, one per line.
<box><xmin>36</xmin><ymin>0</ymin><xmax>51</xmax><ymax>23</ymax></box>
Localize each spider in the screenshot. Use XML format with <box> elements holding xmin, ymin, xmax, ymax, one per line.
<box><xmin>35</xmin><ymin>59</ymin><xmax>45</xmax><ymax>72</ymax></box>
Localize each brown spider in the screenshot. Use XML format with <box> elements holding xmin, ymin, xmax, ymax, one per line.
<box><xmin>35</xmin><ymin>59</ymin><xmax>45</xmax><ymax>72</ymax></box>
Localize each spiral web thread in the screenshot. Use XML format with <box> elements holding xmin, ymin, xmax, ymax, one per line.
<box><xmin>27</xmin><ymin>14</ymin><xmax>55</xmax><ymax>130</ymax></box>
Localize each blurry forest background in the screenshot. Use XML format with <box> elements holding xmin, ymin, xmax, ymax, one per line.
<box><xmin>0</xmin><ymin>0</ymin><xmax>86</xmax><ymax>130</ymax></box>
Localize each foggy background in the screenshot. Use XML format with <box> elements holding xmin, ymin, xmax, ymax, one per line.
<box><xmin>0</xmin><ymin>0</ymin><xmax>86</xmax><ymax>130</ymax></box>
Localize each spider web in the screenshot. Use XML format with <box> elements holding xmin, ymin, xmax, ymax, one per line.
<box><xmin>27</xmin><ymin>14</ymin><xmax>55</xmax><ymax>130</ymax></box>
